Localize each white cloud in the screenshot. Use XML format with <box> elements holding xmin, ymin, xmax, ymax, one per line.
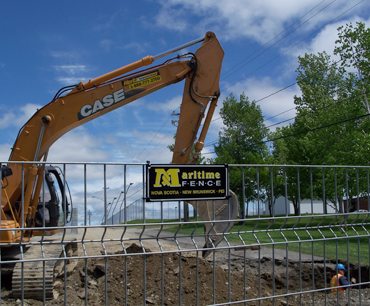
<box><xmin>0</xmin><ymin>144</ymin><xmax>12</xmax><ymax>161</ymax></box>
<box><xmin>0</xmin><ymin>103</ymin><xmax>41</xmax><ymax>130</ymax></box>
<box><xmin>16</xmin><ymin>104</ymin><xmax>42</xmax><ymax>126</ymax></box>
<box><xmin>0</xmin><ymin>112</ymin><xmax>16</xmax><ymax>129</ymax></box>
<box><xmin>154</xmin><ymin>7</ymin><xmax>189</xmax><ymax>32</ymax></box>
<box><xmin>50</xmin><ymin>51</ymin><xmax>79</xmax><ymax>59</ymax></box>
<box><xmin>225</xmin><ymin>76</ymin><xmax>299</xmax><ymax>119</ymax></box>
<box><xmin>47</xmin><ymin>129</ymin><xmax>109</xmax><ymax>162</ymax></box>
<box><xmin>289</xmin><ymin>16</ymin><xmax>370</xmax><ymax>59</ymax></box>
<box><xmin>208</xmin><ymin>77</ymin><xmax>300</xmax><ymax>138</ymax></box>
<box><xmin>147</xmin><ymin>95</ymin><xmax>182</xmax><ymax>112</ymax></box>
<box><xmin>52</xmin><ymin>65</ymin><xmax>88</xmax><ymax>85</ymax></box>
<box><xmin>100</xmin><ymin>39</ymin><xmax>113</xmax><ymax>52</ymax></box>
<box><xmin>129</xmin><ymin>129</ymin><xmax>175</xmax><ymax>163</ymax></box>
<box><xmin>153</xmin><ymin>0</ymin><xmax>368</xmax><ymax>42</ymax></box>
<box><xmin>56</xmin><ymin>77</ymin><xmax>84</xmax><ymax>85</ymax></box>
<box><xmin>119</xmin><ymin>42</ymin><xmax>149</xmax><ymax>54</ymax></box>
<box><xmin>53</xmin><ymin>65</ymin><xmax>86</xmax><ymax>75</ymax></box>
<box><xmin>133</xmin><ymin>110</ymin><xmax>144</xmax><ymax>126</ymax></box>
<box><xmin>92</xmin><ymin>12</ymin><xmax>118</xmax><ymax>32</ymax></box>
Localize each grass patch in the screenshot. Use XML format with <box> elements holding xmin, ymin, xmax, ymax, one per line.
<box><xmin>159</xmin><ymin>214</ymin><xmax>370</xmax><ymax>264</ymax></box>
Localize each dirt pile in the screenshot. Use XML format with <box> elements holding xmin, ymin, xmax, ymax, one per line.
<box><xmin>2</xmin><ymin>244</ymin><xmax>370</xmax><ymax>306</ymax></box>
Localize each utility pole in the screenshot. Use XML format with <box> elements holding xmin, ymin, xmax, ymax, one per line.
<box><xmin>183</xmin><ymin>201</ymin><xmax>190</xmax><ymax>222</ymax></box>
<box><xmin>88</xmin><ymin>210</ymin><xmax>92</xmax><ymax>226</ymax></box>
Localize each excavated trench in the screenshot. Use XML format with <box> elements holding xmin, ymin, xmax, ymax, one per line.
<box><xmin>1</xmin><ymin>243</ymin><xmax>369</xmax><ymax>305</ymax></box>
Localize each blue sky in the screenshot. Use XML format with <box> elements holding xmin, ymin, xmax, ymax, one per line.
<box><xmin>1</xmin><ymin>1</ymin><xmax>370</xmax><ymax>223</ymax></box>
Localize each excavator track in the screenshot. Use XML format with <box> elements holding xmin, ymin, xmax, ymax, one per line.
<box><xmin>11</xmin><ymin>237</ymin><xmax>78</xmax><ymax>300</ymax></box>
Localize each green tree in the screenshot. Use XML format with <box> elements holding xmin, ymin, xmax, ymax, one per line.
<box><xmin>271</xmin><ymin>22</ymin><xmax>370</xmax><ymax>214</ymax></box>
<box><xmin>335</xmin><ymin>22</ymin><xmax>370</xmax><ymax>114</ymax></box>
<box><xmin>167</xmin><ymin>134</ymin><xmax>205</xmax><ymax>164</ymax></box>
<box><xmin>212</xmin><ymin>93</ymin><xmax>269</xmax><ymax>217</ymax></box>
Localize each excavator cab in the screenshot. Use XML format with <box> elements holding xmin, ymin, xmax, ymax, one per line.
<box><xmin>1</xmin><ymin>165</ymin><xmax>13</xmax><ymax>180</ymax></box>
<box><xmin>1</xmin><ymin>165</ymin><xmax>13</xmax><ymax>191</ymax></box>
<box><xmin>33</xmin><ymin>166</ymin><xmax>72</xmax><ymax>229</ymax></box>
<box><xmin>1</xmin><ymin>164</ymin><xmax>72</xmax><ymax>237</ymax></box>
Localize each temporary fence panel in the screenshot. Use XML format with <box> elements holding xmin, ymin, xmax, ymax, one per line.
<box><xmin>1</xmin><ymin>162</ymin><xmax>369</xmax><ymax>305</ymax></box>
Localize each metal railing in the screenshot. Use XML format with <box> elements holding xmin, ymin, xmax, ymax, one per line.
<box><xmin>1</xmin><ymin>161</ymin><xmax>369</xmax><ymax>305</ymax></box>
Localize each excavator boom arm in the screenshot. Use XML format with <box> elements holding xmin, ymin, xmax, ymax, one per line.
<box><xmin>1</xmin><ymin>32</ymin><xmax>237</xmax><ymax>282</ymax></box>
<box><xmin>2</xmin><ymin>32</ymin><xmax>224</xmax><ymax>215</ymax></box>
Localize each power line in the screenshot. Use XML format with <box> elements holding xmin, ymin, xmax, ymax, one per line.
<box><xmin>255</xmin><ymin>83</ymin><xmax>298</xmax><ymax>104</ymax></box>
<box><xmin>205</xmin><ymin>0</ymin><xmax>365</xmax><ymax>137</ymax></box>
<box><xmin>135</xmin><ymin>118</ymin><xmax>170</xmax><ymax>161</ymax></box>
<box><xmin>203</xmin><ymin>100</ymin><xmax>369</xmax><ymax>155</ymax></box>
<box><xmin>144</xmin><ymin>125</ymin><xmax>176</xmax><ymax>163</ymax></box>
<box><xmin>129</xmin><ymin>1</ymin><xmax>364</xmax><ymax>164</ymax></box>
<box><xmin>266</xmin><ymin>117</ymin><xmax>296</xmax><ymax>129</ymax></box>
<box><xmin>265</xmin><ymin>73</ymin><xmax>370</xmax><ymax>129</ymax></box>
<box><xmin>264</xmin><ymin>107</ymin><xmax>296</xmax><ymax>122</ymax></box>
<box><xmin>221</xmin><ymin>0</ymin><xmax>364</xmax><ymax>93</ymax></box>
<box><xmin>129</xmin><ymin>1</ymin><xmax>342</xmax><ymax>163</ymax></box>
<box><xmin>265</xmin><ymin>112</ymin><xmax>370</xmax><ymax>144</ymax></box>
<box><xmin>204</xmin><ymin>88</ymin><xmax>343</xmax><ymax>148</ymax></box>
<box><xmin>209</xmin><ymin>56</ymin><xmax>348</xmax><ymax>127</ymax></box>
<box><xmin>206</xmin><ymin>57</ymin><xmax>370</xmax><ymax>148</ymax></box>
<box><xmin>221</xmin><ymin>0</ymin><xmax>336</xmax><ymax>81</ymax></box>
<box><xmin>210</xmin><ymin>1</ymin><xmax>359</xmax><ymax>121</ymax></box>
<box><xmin>209</xmin><ymin>82</ymin><xmax>298</xmax><ymax>125</ymax></box>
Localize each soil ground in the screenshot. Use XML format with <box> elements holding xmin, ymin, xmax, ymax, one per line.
<box><xmin>1</xmin><ymin>227</ymin><xmax>369</xmax><ymax>306</ymax></box>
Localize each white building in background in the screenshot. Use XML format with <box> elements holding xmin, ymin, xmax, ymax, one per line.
<box><xmin>264</xmin><ymin>196</ymin><xmax>336</xmax><ymax>215</ymax></box>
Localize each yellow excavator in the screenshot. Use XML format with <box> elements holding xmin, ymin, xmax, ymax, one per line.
<box><xmin>1</xmin><ymin>32</ymin><xmax>238</xmax><ymax>299</ymax></box>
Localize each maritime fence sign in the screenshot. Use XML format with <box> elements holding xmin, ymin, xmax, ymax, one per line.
<box><xmin>146</xmin><ymin>164</ymin><xmax>228</xmax><ymax>202</ymax></box>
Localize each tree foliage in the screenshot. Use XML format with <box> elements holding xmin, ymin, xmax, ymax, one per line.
<box><xmin>211</xmin><ymin>93</ymin><xmax>269</xmax><ymax>217</ymax></box>
<box><xmin>270</xmin><ymin>22</ymin><xmax>370</xmax><ymax>214</ymax></box>
<box><xmin>205</xmin><ymin>23</ymin><xmax>370</xmax><ymax>216</ymax></box>
<box><xmin>335</xmin><ymin>22</ymin><xmax>370</xmax><ymax>113</ymax></box>
<box><xmin>167</xmin><ymin>134</ymin><xmax>205</xmax><ymax>164</ymax></box>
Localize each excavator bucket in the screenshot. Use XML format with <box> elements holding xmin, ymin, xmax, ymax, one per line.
<box><xmin>188</xmin><ymin>190</ymin><xmax>238</xmax><ymax>257</ymax></box>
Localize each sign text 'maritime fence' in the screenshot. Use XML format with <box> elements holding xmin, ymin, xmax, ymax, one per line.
<box><xmin>146</xmin><ymin>164</ymin><xmax>229</xmax><ymax>202</ymax></box>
